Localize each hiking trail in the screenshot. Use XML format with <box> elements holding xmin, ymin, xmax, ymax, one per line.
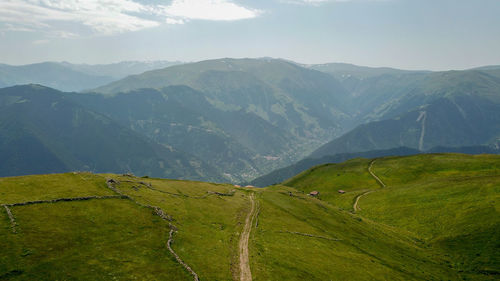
<box><xmin>353</xmin><ymin>160</ymin><xmax>386</xmax><ymax>212</ymax></box>
<box><xmin>239</xmin><ymin>192</ymin><xmax>256</xmax><ymax>281</ymax></box>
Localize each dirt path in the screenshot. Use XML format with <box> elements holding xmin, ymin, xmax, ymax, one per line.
<box><xmin>353</xmin><ymin>160</ymin><xmax>386</xmax><ymax>212</ymax></box>
<box><xmin>239</xmin><ymin>193</ymin><xmax>256</xmax><ymax>281</ymax></box>
<box><xmin>2</xmin><ymin>205</ymin><xmax>16</xmax><ymax>233</ymax></box>
<box><xmin>353</xmin><ymin>191</ymin><xmax>375</xmax><ymax>212</ymax></box>
<box><xmin>368</xmin><ymin>160</ymin><xmax>386</xmax><ymax>187</ymax></box>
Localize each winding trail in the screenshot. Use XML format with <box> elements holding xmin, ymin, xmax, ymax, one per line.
<box><xmin>368</xmin><ymin>160</ymin><xmax>386</xmax><ymax>187</ymax></box>
<box><xmin>353</xmin><ymin>191</ymin><xmax>375</xmax><ymax>212</ymax></box>
<box><xmin>353</xmin><ymin>160</ymin><xmax>386</xmax><ymax>212</ymax></box>
<box><xmin>239</xmin><ymin>193</ymin><xmax>256</xmax><ymax>281</ymax></box>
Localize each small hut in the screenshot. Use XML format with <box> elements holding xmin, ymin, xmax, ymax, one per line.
<box><xmin>309</xmin><ymin>191</ymin><xmax>320</xmax><ymax>197</ymax></box>
<box><xmin>338</xmin><ymin>190</ymin><xmax>346</xmax><ymax>194</ymax></box>
<box><xmin>234</xmin><ymin>184</ymin><xmax>241</xmax><ymax>188</ymax></box>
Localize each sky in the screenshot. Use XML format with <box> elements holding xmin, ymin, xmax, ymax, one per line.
<box><xmin>0</xmin><ymin>0</ymin><xmax>499</xmax><ymax>70</ymax></box>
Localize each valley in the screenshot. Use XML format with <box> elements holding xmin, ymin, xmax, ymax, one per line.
<box><xmin>2</xmin><ymin>59</ymin><xmax>500</xmax><ymax>184</ymax></box>
<box><xmin>2</xmin><ymin>1</ymin><xmax>499</xmax><ymax>279</ymax></box>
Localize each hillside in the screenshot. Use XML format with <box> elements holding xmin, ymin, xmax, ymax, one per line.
<box><xmin>250</xmin><ymin>147</ymin><xmax>419</xmax><ymax>187</ymax></box>
<box><xmin>94</xmin><ymin>59</ymin><xmax>500</xmax><ymax>169</ymax></box>
<box><xmin>68</xmin><ymin>86</ymin><xmax>298</xmax><ymax>182</ymax></box>
<box><xmin>284</xmin><ymin>153</ymin><xmax>500</xmax><ymax>279</ymax></box>
<box><xmin>309</xmin><ymin>70</ymin><xmax>500</xmax><ymax>158</ymax></box>
<box><xmin>93</xmin><ymin>58</ymin><xmax>353</xmax><ymax>142</ymax></box>
<box><xmin>1</xmin><ymin>169</ymin><xmax>465</xmax><ymax>280</ymax></box>
<box><xmin>252</xmin><ymin>145</ymin><xmax>500</xmax><ymax>187</ymax></box>
<box><xmin>3</xmin><ymin>59</ymin><xmax>500</xmax><ymax>183</ymax></box>
<box><xmin>0</xmin><ymin>85</ymin><xmax>223</xmax><ymax>181</ymax></box>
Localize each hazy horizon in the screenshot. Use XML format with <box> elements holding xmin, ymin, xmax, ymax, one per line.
<box><xmin>2</xmin><ymin>56</ymin><xmax>499</xmax><ymax>72</ymax></box>
<box><xmin>1</xmin><ymin>0</ymin><xmax>500</xmax><ymax>71</ymax></box>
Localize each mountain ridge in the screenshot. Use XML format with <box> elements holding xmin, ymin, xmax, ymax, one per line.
<box><xmin>0</xmin><ymin>84</ymin><xmax>224</xmax><ymax>181</ymax></box>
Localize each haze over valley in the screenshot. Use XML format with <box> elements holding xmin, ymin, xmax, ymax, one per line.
<box><xmin>1</xmin><ymin>0</ymin><xmax>499</xmax><ymax>280</ymax></box>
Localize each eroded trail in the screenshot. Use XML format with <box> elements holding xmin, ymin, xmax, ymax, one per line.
<box><xmin>353</xmin><ymin>160</ymin><xmax>386</xmax><ymax>212</ymax></box>
<box><xmin>368</xmin><ymin>160</ymin><xmax>386</xmax><ymax>187</ymax></box>
<box><xmin>353</xmin><ymin>190</ymin><xmax>375</xmax><ymax>212</ymax></box>
<box><xmin>239</xmin><ymin>192</ymin><xmax>256</xmax><ymax>281</ymax></box>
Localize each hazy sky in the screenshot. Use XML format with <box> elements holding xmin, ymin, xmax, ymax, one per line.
<box><xmin>1</xmin><ymin>0</ymin><xmax>499</xmax><ymax>70</ymax></box>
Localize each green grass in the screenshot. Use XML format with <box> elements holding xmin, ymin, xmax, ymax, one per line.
<box><xmin>0</xmin><ymin>173</ymin><xmax>114</xmax><ymax>204</ymax></box>
<box><xmin>1</xmin><ymin>154</ymin><xmax>498</xmax><ymax>280</ymax></box>
<box><xmin>284</xmin><ymin>153</ymin><xmax>500</xmax><ymax>279</ymax></box>
<box><xmin>108</xmin><ymin>175</ymin><xmax>249</xmax><ymax>280</ymax></box>
<box><xmin>283</xmin><ymin>158</ymin><xmax>381</xmax><ymax>211</ymax></box>
<box><xmin>1</xmin><ymin>199</ymin><xmax>190</xmax><ymax>280</ymax></box>
<box><xmin>251</xmin><ymin>185</ymin><xmax>456</xmax><ymax>280</ymax></box>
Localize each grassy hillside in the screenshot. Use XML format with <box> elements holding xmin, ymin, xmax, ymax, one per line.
<box><xmin>250</xmin><ymin>147</ymin><xmax>420</xmax><ymax>187</ymax></box>
<box><xmin>1</xmin><ymin>168</ymin><xmax>465</xmax><ymax>280</ymax></box>
<box><xmin>284</xmin><ymin>153</ymin><xmax>500</xmax><ymax>279</ymax></box>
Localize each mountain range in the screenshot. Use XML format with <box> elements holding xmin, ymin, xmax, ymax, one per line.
<box><xmin>0</xmin><ymin>84</ymin><xmax>222</xmax><ymax>181</ymax></box>
<box><xmin>0</xmin><ymin>61</ymin><xmax>181</xmax><ymax>92</ymax></box>
<box><xmin>1</xmin><ymin>58</ymin><xmax>500</xmax><ymax>182</ymax></box>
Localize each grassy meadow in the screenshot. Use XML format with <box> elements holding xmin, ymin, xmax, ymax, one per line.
<box><xmin>284</xmin><ymin>153</ymin><xmax>500</xmax><ymax>280</ymax></box>
<box><xmin>1</xmin><ymin>153</ymin><xmax>498</xmax><ymax>280</ymax></box>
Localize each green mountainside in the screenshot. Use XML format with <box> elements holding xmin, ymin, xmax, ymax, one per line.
<box><xmin>283</xmin><ymin>153</ymin><xmax>500</xmax><ymax>279</ymax></box>
<box><xmin>251</xmin><ymin>145</ymin><xmax>500</xmax><ymax>187</ymax></box>
<box><xmin>93</xmin><ymin>58</ymin><xmax>353</xmax><ymax>142</ymax></box>
<box><xmin>2</xmin><ymin>59</ymin><xmax>500</xmax><ymax>184</ymax></box>
<box><xmin>0</xmin><ymin>85</ymin><xmax>223</xmax><ymax>181</ymax></box>
<box><xmin>309</xmin><ymin>69</ymin><xmax>500</xmax><ymax>158</ymax></box>
<box><xmin>1</xmin><ymin>154</ymin><xmax>498</xmax><ymax>280</ymax></box>
<box><xmin>68</xmin><ymin>86</ymin><xmax>297</xmax><ymax>182</ymax></box>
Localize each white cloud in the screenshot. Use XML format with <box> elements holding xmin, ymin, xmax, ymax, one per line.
<box><xmin>283</xmin><ymin>0</ymin><xmax>384</xmax><ymax>5</ymax></box>
<box><xmin>0</xmin><ymin>0</ymin><xmax>260</xmax><ymax>37</ymax></box>
<box><xmin>165</xmin><ymin>18</ymin><xmax>186</xmax><ymax>25</ymax></box>
<box><xmin>159</xmin><ymin>0</ymin><xmax>260</xmax><ymax>21</ymax></box>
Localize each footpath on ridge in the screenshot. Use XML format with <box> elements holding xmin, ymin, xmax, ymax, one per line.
<box><xmin>353</xmin><ymin>159</ymin><xmax>386</xmax><ymax>212</ymax></box>
<box><xmin>239</xmin><ymin>192</ymin><xmax>257</xmax><ymax>281</ymax></box>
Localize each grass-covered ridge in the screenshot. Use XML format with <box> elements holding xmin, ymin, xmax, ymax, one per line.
<box><xmin>284</xmin><ymin>153</ymin><xmax>500</xmax><ymax>279</ymax></box>
<box><xmin>1</xmin><ymin>153</ymin><xmax>497</xmax><ymax>280</ymax></box>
